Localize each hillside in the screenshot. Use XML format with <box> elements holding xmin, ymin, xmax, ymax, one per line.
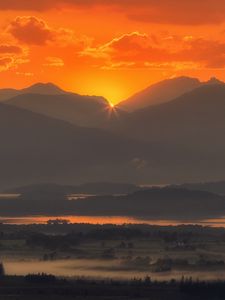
<box><xmin>114</xmin><ymin>84</ymin><xmax>225</xmax><ymax>148</ymax></box>
<box><xmin>118</xmin><ymin>77</ymin><xmax>224</xmax><ymax>111</ymax></box>
<box><xmin>0</xmin><ymin>187</ymin><xmax>225</xmax><ymax>219</ymax></box>
<box><xmin>0</xmin><ymin>102</ymin><xmax>151</xmax><ymax>189</ymax></box>
<box><xmin>5</xmin><ymin>93</ymin><xmax>114</xmax><ymax>128</ymax></box>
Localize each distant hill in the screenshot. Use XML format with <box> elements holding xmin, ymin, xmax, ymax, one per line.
<box><xmin>0</xmin><ymin>102</ymin><xmax>152</xmax><ymax>190</ymax></box>
<box><xmin>21</xmin><ymin>82</ymin><xmax>66</xmax><ymax>95</ymax></box>
<box><xmin>114</xmin><ymin>84</ymin><xmax>225</xmax><ymax>147</ymax></box>
<box><xmin>173</xmin><ymin>181</ymin><xmax>225</xmax><ymax>196</ymax></box>
<box><xmin>1</xmin><ymin>83</ymin><xmax>127</xmax><ymax>128</ymax></box>
<box><xmin>72</xmin><ymin>187</ymin><xmax>225</xmax><ymax>220</ymax></box>
<box><xmin>0</xmin><ymin>187</ymin><xmax>225</xmax><ymax>219</ymax></box>
<box><xmin>2</xmin><ymin>80</ymin><xmax>225</xmax><ymax>187</ymax></box>
<box><xmin>0</xmin><ymin>82</ymin><xmax>66</xmax><ymax>102</ymax></box>
<box><xmin>5</xmin><ymin>93</ymin><xmax>119</xmax><ymax>128</ymax></box>
<box><xmin>5</xmin><ymin>182</ymin><xmax>141</xmax><ymax>196</ymax></box>
<box><xmin>118</xmin><ymin>77</ymin><xmax>224</xmax><ymax>112</ymax></box>
<box><xmin>110</xmin><ymin>84</ymin><xmax>225</xmax><ymax>183</ymax></box>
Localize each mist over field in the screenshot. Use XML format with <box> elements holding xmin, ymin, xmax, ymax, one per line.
<box><xmin>1</xmin><ymin>1</ymin><xmax>225</xmax><ymax>298</ymax></box>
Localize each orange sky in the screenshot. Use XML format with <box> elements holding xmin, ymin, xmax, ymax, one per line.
<box><xmin>0</xmin><ymin>0</ymin><xmax>225</xmax><ymax>103</ymax></box>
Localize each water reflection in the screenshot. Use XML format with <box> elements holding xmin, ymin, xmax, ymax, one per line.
<box><xmin>0</xmin><ymin>215</ymin><xmax>225</xmax><ymax>227</ymax></box>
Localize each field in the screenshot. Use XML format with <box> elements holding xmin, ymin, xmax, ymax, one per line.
<box><xmin>0</xmin><ymin>223</ymin><xmax>225</xmax><ymax>281</ymax></box>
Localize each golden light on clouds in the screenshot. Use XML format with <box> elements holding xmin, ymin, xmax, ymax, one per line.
<box><xmin>0</xmin><ymin>1</ymin><xmax>224</xmax><ymax>102</ymax></box>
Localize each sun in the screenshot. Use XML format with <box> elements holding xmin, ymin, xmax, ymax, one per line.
<box><xmin>109</xmin><ymin>102</ymin><xmax>115</xmax><ymax>108</ymax></box>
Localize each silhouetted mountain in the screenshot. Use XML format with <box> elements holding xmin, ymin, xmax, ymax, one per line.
<box><xmin>0</xmin><ymin>187</ymin><xmax>225</xmax><ymax>219</ymax></box>
<box><xmin>118</xmin><ymin>76</ymin><xmax>224</xmax><ymax>111</ymax></box>
<box><xmin>111</xmin><ymin>84</ymin><xmax>225</xmax><ymax>183</ymax></box>
<box><xmin>173</xmin><ymin>181</ymin><xmax>225</xmax><ymax>196</ymax></box>
<box><xmin>0</xmin><ymin>82</ymin><xmax>66</xmax><ymax>102</ymax></box>
<box><xmin>5</xmin><ymin>93</ymin><xmax>119</xmax><ymax>128</ymax></box>
<box><xmin>5</xmin><ymin>182</ymin><xmax>141</xmax><ymax>195</ymax></box>
<box><xmin>4</xmin><ymin>183</ymin><xmax>73</xmax><ymax>195</ymax></box>
<box><xmin>114</xmin><ymin>84</ymin><xmax>225</xmax><ymax>146</ymax></box>
<box><xmin>21</xmin><ymin>82</ymin><xmax>66</xmax><ymax>95</ymax></box>
<box><xmin>0</xmin><ymin>102</ymin><xmax>152</xmax><ymax>190</ymax></box>
<box><xmin>72</xmin><ymin>187</ymin><xmax>225</xmax><ymax>219</ymax></box>
<box><xmin>2</xmin><ymin>81</ymin><xmax>225</xmax><ymax>187</ymax></box>
<box><xmin>2</xmin><ymin>82</ymin><xmax>128</xmax><ymax>128</ymax></box>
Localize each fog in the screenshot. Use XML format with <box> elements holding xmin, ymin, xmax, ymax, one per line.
<box><xmin>4</xmin><ymin>258</ymin><xmax>225</xmax><ymax>281</ymax></box>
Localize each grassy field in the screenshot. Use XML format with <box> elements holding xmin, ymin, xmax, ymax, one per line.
<box><xmin>0</xmin><ymin>223</ymin><xmax>225</xmax><ymax>280</ymax></box>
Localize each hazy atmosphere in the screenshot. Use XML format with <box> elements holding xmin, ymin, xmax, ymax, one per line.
<box><xmin>1</xmin><ymin>1</ymin><xmax>225</xmax><ymax>299</ymax></box>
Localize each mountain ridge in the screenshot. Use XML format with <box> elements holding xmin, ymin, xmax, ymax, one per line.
<box><xmin>118</xmin><ymin>76</ymin><xmax>224</xmax><ymax>112</ymax></box>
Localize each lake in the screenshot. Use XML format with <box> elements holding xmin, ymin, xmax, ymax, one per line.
<box><xmin>0</xmin><ymin>215</ymin><xmax>225</xmax><ymax>227</ymax></box>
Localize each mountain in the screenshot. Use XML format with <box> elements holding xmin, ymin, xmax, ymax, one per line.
<box><xmin>3</xmin><ymin>83</ymin><xmax>127</xmax><ymax>128</ymax></box>
<box><xmin>21</xmin><ymin>82</ymin><xmax>66</xmax><ymax>95</ymax></box>
<box><xmin>0</xmin><ymin>102</ymin><xmax>153</xmax><ymax>190</ymax></box>
<box><xmin>5</xmin><ymin>182</ymin><xmax>141</xmax><ymax>195</ymax></box>
<box><xmin>1</xmin><ymin>187</ymin><xmax>225</xmax><ymax>219</ymax></box>
<box><xmin>0</xmin><ymin>82</ymin><xmax>66</xmax><ymax>102</ymax></box>
<box><xmin>5</xmin><ymin>93</ymin><xmax>117</xmax><ymax>128</ymax></box>
<box><xmin>72</xmin><ymin>187</ymin><xmax>225</xmax><ymax>220</ymax></box>
<box><xmin>114</xmin><ymin>84</ymin><xmax>225</xmax><ymax>145</ymax></box>
<box><xmin>173</xmin><ymin>181</ymin><xmax>225</xmax><ymax>196</ymax></box>
<box><xmin>118</xmin><ymin>76</ymin><xmax>224</xmax><ymax>112</ymax></box>
<box><xmin>111</xmin><ymin>84</ymin><xmax>225</xmax><ymax>183</ymax></box>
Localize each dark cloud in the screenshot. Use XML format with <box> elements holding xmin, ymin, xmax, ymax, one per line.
<box><xmin>0</xmin><ymin>44</ymin><xmax>23</xmax><ymax>54</ymax></box>
<box><xmin>1</xmin><ymin>1</ymin><xmax>225</xmax><ymax>25</ymax></box>
<box><xmin>0</xmin><ymin>57</ymin><xmax>14</xmax><ymax>71</ymax></box>
<box><xmin>7</xmin><ymin>16</ymin><xmax>73</xmax><ymax>46</ymax></box>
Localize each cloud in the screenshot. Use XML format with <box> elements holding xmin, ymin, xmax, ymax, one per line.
<box><xmin>81</xmin><ymin>32</ymin><xmax>225</xmax><ymax>70</ymax></box>
<box><xmin>0</xmin><ymin>1</ymin><xmax>57</xmax><ymax>11</ymax></box>
<box><xmin>44</xmin><ymin>56</ymin><xmax>64</xmax><ymax>67</ymax></box>
<box><xmin>1</xmin><ymin>1</ymin><xmax>225</xmax><ymax>25</ymax></box>
<box><xmin>0</xmin><ymin>55</ymin><xmax>29</xmax><ymax>72</ymax></box>
<box><xmin>125</xmin><ymin>1</ymin><xmax>225</xmax><ymax>25</ymax></box>
<box><xmin>16</xmin><ymin>71</ymin><xmax>34</xmax><ymax>76</ymax></box>
<box><xmin>0</xmin><ymin>44</ymin><xmax>23</xmax><ymax>54</ymax></box>
<box><xmin>0</xmin><ymin>57</ymin><xmax>14</xmax><ymax>71</ymax></box>
<box><xmin>131</xmin><ymin>157</ymin><xmax>148</xmax><ymax>170</ymax></box>
<box><xmin>81</xmin><ymin>32</ymin><xmax>166</xmax><ymax>63</ymax></box>
<box><xmin>7</xmin><ymin>16</ymin><xmax>74</xmax><ymax>46</ymax></box>
<box><xmin>0</xmin><ymin>42</ymin><xmax>29</xmax><ymax>72</ymax></box>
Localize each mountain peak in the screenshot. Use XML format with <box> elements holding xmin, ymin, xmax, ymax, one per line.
<box><xmin>23</xmin><ymin>82</ymin><xmax>66</xmax><ymax>95</ymax></box>
<box><xmin>118</xmin><ymin>76</ymin><xmax>202</xmax><ymax>112</ymax></box>
<box><xmin>205</xmin><ymin>77</ymin><xmax>224</xmax><ymax>86</ymax></box>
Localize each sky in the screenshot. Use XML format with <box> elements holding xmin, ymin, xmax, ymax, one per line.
<box><xmin>0</xmin><ymin>0</ymin><xmax>225</xmax><ymax>103</ymax></box>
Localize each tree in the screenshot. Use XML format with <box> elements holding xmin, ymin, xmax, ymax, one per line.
<box><xmin>0</xmin><ymin>262</ymin><xmax>5</xmax><ymax>277</ymax></box>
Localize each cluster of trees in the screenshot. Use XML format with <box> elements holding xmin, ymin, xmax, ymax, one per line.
<box><xmin>25</xmin><ymin>273</ymin><xmax>56</xmax><ymax>283</ymax></box>
<box><xmin>26</xmin><ymin>233</ymin><xmax>80</xmax><ymax>250</ymax></box>
<box><xmin>2</xmin><ymin>274</ymin><xmax>225</xmax><ymax>299</ymax></box>
<box><xmin>0</xmin><ymin>263</ymin><xmax>5</xmax><ymax>277</ymax></box>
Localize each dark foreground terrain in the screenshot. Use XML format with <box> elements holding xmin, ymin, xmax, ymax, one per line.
<box><xmin>0</xmin><ymin>274</ymin><xmax>225</xmax><ymax>300</ymax></box>
<box><xmin>2</xmin><ymin>223</ymin><xmax>225</xmax><ymax>280</ymax></box>
<box><xmin>0</xmin><ymin>223</ymin><xmax>224</xmax><ymax>298</ymax></box>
